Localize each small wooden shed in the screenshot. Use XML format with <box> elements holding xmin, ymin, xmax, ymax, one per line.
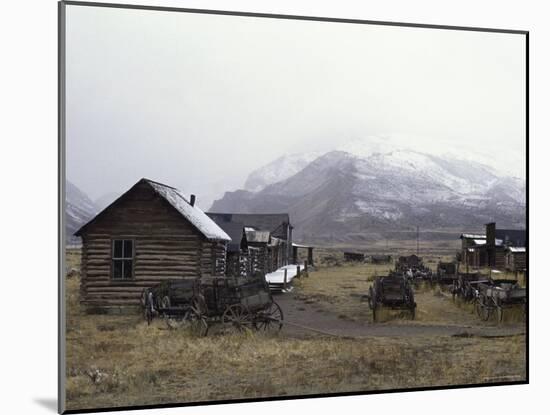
<box><xmin>344</xmin><ymin>252</ymin><xmax>365</xmax><ymax>262</ymax></box>
<box><xmin>505</xmin><ymin>247</ymin><xmax>526</xmax><ymax>272</ymax></box>
<box><xmin>74</xmin><ymin>178</ymin><xmax>231</xmax><ymax>313</ymax></box>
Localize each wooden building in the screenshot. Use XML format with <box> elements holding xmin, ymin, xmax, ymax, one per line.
<box><xmin>206</xmin><ymin>213</ymin><xmax>293</xmax><ymax>275</ymax></box>
<box><xmin>206</xmin><ymin>213</ymin><xmax>292</xmax><ymax>264</ymax></box>
<box><xmin>244</xmin><ymin>229</ymin><xmax>272</xmax><ymax>275</ymax></box>
<box><xmin>460</xmin><ymin>223</ymin><xmax>526</xmax><ymax>270</ymax></box>
<box><xmin>207</xmin><ymin>219</ymin><xmax>249</xmax><ymax>278</ymax></box>
<box><xmin>369</xmin><ymin>254</ymin><xmax>392</xmax><ymax>264</ymax></box>
<box><xmin>344</xmin><ymin>252</ymin><xmax>365</xmax><ymax>262</ymax></box>
<box><xmin>505</xmin><ymin>247</ymin><xmax>526</xmax><ymax>272</ymax></box>
<box><xmin>75</xmin><ymin>178</ymin><xmax>231</xmax><ymax>313</ymax></box>
<box><xmin>460</xmin><ymin>233</ymin><xmax>486</xmax><ymax>266</ymax></box>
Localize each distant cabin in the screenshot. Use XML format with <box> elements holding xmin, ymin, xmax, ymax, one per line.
<box><xmin>344</xmin><ymin>252</ymin><xmax>365</xmax><ymax>262</ymax></box>
<box><xmin>74</xmin><ymin>178</ymin><xmax>231</xmax><ymax>313</ymax></box>
<box><xmin>206</xmin><ymin>213</ymin><xmax>293</xmax><ymax>275</ymax></box>
<box><xmin>206</xmin><ymin>218</ymin><xmax>252</xmax><ymax>278</ymax></box>
<box><xmin>460</xmin><ymin>223</ymin><xmax>526</xmax><ymax>270</ymax></box>
<box><xmin>397</xmin><ymin>255</ymin><xmax>423</xmax><ymax>268</ymax></box>
<box><xmin>505</xmin><ymin>247</ymin><xmax>526</xmax><ymax>272</ymax></box>
<box><xmin>369</xmin><ymin>254</ymin><xmax>392</xmax><ymax>264</ymax></box>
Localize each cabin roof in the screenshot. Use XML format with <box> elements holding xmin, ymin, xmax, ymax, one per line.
<box><xmin>75</xmin><ymin>179</ymin><xmax>231</xmax><ymax>241</ymax></box>
<box><xmin>207</xmin><ymin>218</ymin><xmax>247</xmax><ymax>252</ymax></box>
<box><xmin>206</xmin><ymin>213</ymin><xmax>290</xmax><ymax>234</ymax></box>
<box><xmin>292</xmin><ymin>242</ymin><xmax>313</xmax><ymax>248</ymax></box>
<box><xmin>507</xmin><ymin>246</ymin><xmax>526</xmax><ymax>253</ymax></box>
<box><xmin>495</xmin><ymin>229</ymin><xmax>526</xmax><ymax>247</ymax></box>
<box><xmin>460</xmin><ymin>233</ymin><xmax>486</xmax><ymax>240</ymax></box>
<box><xmin>245</xmin><ymin>230</ymin><xmax>271</xmax><ymax>243</ymax></box>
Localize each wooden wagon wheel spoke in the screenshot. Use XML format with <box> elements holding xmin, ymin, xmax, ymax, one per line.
<box><xmin>255</xmin><ymin>301</ymin><xmax>283</xmax><ymax>332</ymax></box>
<box><xmin>222</xmin><ymin>304</ymin><xmax>252</xmax><ymax>333</ymax></box>
<box><xmin>188</xmin><ymin>310</ymin><xmax>209</xmax><ymax>337</ymax></box>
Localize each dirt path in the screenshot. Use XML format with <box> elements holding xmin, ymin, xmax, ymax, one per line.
<box><xmin>274</xmin><ymin>291</ymin><xmax>526</xmax><ymax>339</ymax></box>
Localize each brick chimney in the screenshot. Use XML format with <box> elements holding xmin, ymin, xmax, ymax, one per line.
<box><xmin>190</xmin><ymin>194</ymin><xmax>196</xmax><ymax>207</ymax></box>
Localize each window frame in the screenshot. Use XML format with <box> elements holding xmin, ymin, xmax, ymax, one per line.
<box><xmin>110</xmin><ymin>238</ymin><xmax>135</xmax><ymax>281</ymax></box>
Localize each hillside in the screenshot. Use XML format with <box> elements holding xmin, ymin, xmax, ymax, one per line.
<box><xmin>211</xmin><ymin>148</ymin><xmax>525</xmax><ymax>243</ymax></box>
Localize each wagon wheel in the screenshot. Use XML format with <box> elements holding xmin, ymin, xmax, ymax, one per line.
<box><xmin>222</xmin><ymin>304</ymin><xmax>253</xmax><ymax>333</ymax></box>
<box><xmin>187</xmin><ymin>309</ymin><xmax>209</xmax><ymax>337</ymax></box>
<box><xmin>254</xmin><ymin>301</ymin><xmax>284</xmax><ymax>332</ymax></box>
<box><xmin>191</xmin><ymin>294</ymin><xmax>208</xmax><ymax>316</ymax></box>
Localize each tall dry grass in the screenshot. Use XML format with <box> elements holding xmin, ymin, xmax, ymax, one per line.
<box><xmin>65</xmin><ymin>274</ymin><xmax>525</xmax><ymax>411</ymax></box>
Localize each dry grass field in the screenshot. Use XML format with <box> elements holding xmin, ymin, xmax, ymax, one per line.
<box><xmin>64</xmin><ymin>247</ymin><xmax>526</xmax><ymax>411</ymax></box>
<box><xmin>294</xmin><ymin>261</ymin><xmax>525</xmax><ymax>326</ymax></box>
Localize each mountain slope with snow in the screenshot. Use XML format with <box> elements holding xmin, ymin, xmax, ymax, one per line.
<box><xmin>66</xmin><ymin>181</ymin><xmax>99</xmax><ymax>242</ymax></box>
<box><xmin>211</xmin><ymin>144</ymin><xmax>525</xmax><ymax>243</ymax></box>
<box><xmin>244</xmin><ymin>152</ymin><xmax>322</xmax><ymax>192</ymax></box>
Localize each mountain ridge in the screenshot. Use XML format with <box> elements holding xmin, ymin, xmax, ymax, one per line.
<box><xmin>211</xmin><ymin>147</ymin><xmax>525</xmax><ymax>243</ymax></box>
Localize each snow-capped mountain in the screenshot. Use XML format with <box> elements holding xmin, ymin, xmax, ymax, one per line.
<box><xmin>211</xmin><ymin>143</ymin><xmax>526</xmax><ymax>243</ymax></box>
<box><xmin>244</xmin><ymin>152</ymin><xmax>322</xmax><ymax>192</ymax></box>
<box><xmin>66</xmin><ymin>181</ymin><xmax>99</xmax><ymax>242</ymax></box>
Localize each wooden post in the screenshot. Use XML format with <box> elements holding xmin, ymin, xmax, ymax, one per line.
<box><xmin>283</xmin><ymin>269</ymin><xmax>288</xmax><ymax>290</ymax></box>
<box><xmin>304</xmin><ymin>260</ymin><xmax>308</xmax><ymax>276</ymax></box>
<box><xmin>308</xmin><ymin>247</ymin><xmax>314</xmax><ymax>267</ymax></box>
<box><xmin>297</xmin><ymin>265</ymin><xmax>301</xmax><ymax>278</ymax></box>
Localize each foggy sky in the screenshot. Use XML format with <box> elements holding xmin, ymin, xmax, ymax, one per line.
<box><xmin>65</xmin><ymin>5</ymin><xmax>526</xmax><ymax>209</ymax></box>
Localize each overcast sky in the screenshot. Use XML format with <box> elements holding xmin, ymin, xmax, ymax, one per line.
<box><xmin>65</xmin><ymin>5</ymin><xmax>526</xmax><ymax>209</ymax></box>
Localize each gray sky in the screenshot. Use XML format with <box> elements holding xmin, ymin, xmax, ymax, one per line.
<box><xmin>65</xmin><ymin>5</ymin><xmax>526</xmax><ymax>209</ymax></box>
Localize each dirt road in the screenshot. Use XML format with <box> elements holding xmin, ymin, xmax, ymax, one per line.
<box><xmin>275</xmin><ymin>291</ymin><xmax>526</xmax><ymax>339</ymax></box>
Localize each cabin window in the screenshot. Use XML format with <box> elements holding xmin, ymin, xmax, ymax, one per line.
<box><xmin>112</xmin><ymin>239</ymin><xmax>134</xmax><ymax>280</ymax></box>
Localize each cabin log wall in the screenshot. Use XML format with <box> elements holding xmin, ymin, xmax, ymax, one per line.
<box><xmin>80</xmin><ymin>182</ymin><xmax>221</xmax><ymax>312</ymax></box>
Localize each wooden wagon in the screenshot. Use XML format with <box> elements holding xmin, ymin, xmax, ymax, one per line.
<box><xmin>452</xmin><ymin>273</ymin><xmax>488</xmax><ymax>302</ymax></box>
<box><xmin>475</xmin><ymin>280</ymin><xmax>526</xmax><ymax>322</ymax></box>
<box><xmin>142</xmin><ymin>276</ymin><xmax>283</xmax><ymax>336</ymax></box>
<box><xmin>367</xmin><ymin>275</ymin><xmax>416</xmax><ymax>321</ymax></box>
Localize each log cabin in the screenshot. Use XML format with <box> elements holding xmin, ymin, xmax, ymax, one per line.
<box><xmin>74</xmin><ymin>178</ymin><xmax>231</xmax><ymax>314</ymax></box>
<box><xmin>207</xmin><ymin>218</ymin><xmax>250</xmax><ymax>278</ymax></box>
<box><xmin>505</xmin><ymin>247</ymin><xmax>526</xmax><ymax>272</ymax></box>
<box><xmin>206</xmin><ymin>213</ymin><xmax>293</xmax><ymax>275</ymax></box>
<box><xmin>460</xmin><ymin>223</ymin><xmax>526</xmax><ymax>270</ymax></box>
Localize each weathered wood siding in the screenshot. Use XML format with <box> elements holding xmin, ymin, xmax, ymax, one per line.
<box><xmin>226</xmin><ymin>251</ymin><xmax>250</xmax><ymax>278</ymax></box>
<box><xmin>80</xmin><ymin>181</ymin><xmax>223</xmax><ymax>312</ymax></box>
<box><xmin>506</xmin><ymin>252</ymin><xmax>526</xmax><ymax>271</ymax></box>
<box><xmin>249</xmin><ymin>242</ymin><xmax>271</xmax><ymax>275</ymax></box>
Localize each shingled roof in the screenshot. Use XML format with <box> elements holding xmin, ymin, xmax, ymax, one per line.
<box><xmin>207</xmin><ymin>217</ymin><xmax>248</xmax><ymax>252</ymax></box>
<box><xmin>206</xmin><ymin>213</ymin><xmax>290</xmax><ymax>236</ymax></box>
<box><xmin>75</xmin><ymin>179</ymin><xmax>231</xmax><ymax>241</ymax></box>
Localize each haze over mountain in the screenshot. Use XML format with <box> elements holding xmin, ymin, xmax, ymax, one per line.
<box><xmin>211</xmin><ymin>137</ymin><xmax>526</xmax><ymax>244</ymax></box>
<box><xmin>65</xmin><ymin>136</ymin><xmax>525</xmax><ymax>245</ymax></box>
<box><xmin>66</xmin><ymin>181</ymin><xmax>99</xmax><ymax>242</ymax></box>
